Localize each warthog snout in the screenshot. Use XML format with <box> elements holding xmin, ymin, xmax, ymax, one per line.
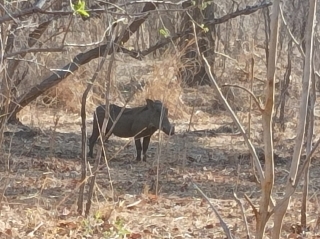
<box><xmin>170</xmin><ymin>125</ymin><xmax>175</xmax><ymax>135</ymax></box>
<box><xmin>162</xmin><ymin>125</ymin><xmax>175</xmax><ymax>135</ymax></box>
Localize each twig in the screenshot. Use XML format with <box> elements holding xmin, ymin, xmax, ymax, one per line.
<box><xmin>279</xmin><ymin>4</ymin><xmax>305</xmax><ymax>57</ymax></box>
<box><xmin>202</xmin><ymin>55</ymin><xmax>265</xmax><ymax>182</ymax></box>
<box><xmin>244</xmin><ymin>194</ymin><xmax>258</xmax><ymax>219</ymax></box>
<box><xmin>78</xmin><ymin>18</ymin><xmax>117</xmax><ymax>216</ymax></box>
<box><xmin>27</xmin><ymin>222</ymin><xmax>44</xmax><ymax>237</ymax></box>
<box><xmin>234</xmin><ymin>192</ymin><xmax>251</xmax><ymax>239</ymax></box>
<box><xmin>192</xmin><ymin>181</ymin><xmax>234</xmax><ymax>239</ymax></box>
<box><xmin>85</xmin><ymin>24</ymin><xmax>120</xmax><ymax>217</ymax></box>
<box><xmin>221</xmin><ymin>84</ymin><xmax>263</xmax><ymax>112</ymax></box>
<box><xmin>1</xmin><ymin>47</ymin><xmax>66</xmax><ymax>60</ymax></box>
<box><xmin>270</xmin><ymin>137</ymin><xmax>320</xmax><ymax>215</ymax></box>
<box><xmin>61</xmin><ymin>15</ymin><xmax>73</xmax><ymax>45</ymax></box>
<box><xmin>187</xmin><ymin>83</ymin><xmax>199</xmax><ymax>132</ymax></box>
<box><xmin>0</xmin><ymin>176</ymin><xmax>10</xmax><ymax>212</ymax></box>
<box><xmin>49</xmin><ymin>115</ymin><xmax>60</xmax><ymax>159</ymax></box>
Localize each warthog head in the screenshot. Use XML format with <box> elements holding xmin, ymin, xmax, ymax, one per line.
<box><xmin>146</xmin><ymin>99</ymin><xmax>175</xmax><ymax>135</ymax></box>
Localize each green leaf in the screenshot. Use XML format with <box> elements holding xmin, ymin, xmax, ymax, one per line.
<box><xmin>72</xmin><ymin>0</ymin><xmax>90</xmax><ymax>17</ymax></box>
<box><xmin>159</xmin><ymin>28</ymin><xmax>170</xmax><ymax>38</ymax></box>
<box><xmin>200</xmin><ymin>24</ymin><xmax>209</xmax><ymax>33</ymax></box>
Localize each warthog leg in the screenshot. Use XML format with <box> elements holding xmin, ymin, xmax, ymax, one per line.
<box><xmin>142</xmin><ymin>136</ymin><xmax>151</xmax><ymax>162</ymax></box>
<box><xmin>135</xmin><ymin>138</ymin><xmax>142</xmax><ymax>161</ymax></box>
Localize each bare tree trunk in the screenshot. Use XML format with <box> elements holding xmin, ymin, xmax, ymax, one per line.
<box><xmin>255</xmin><ymin>1</ymin><xmax>280</xmax><ymax>238</ymax></box>
<box><xmin>301</xmin><ymin>53</ymin><xmax>316</xmax><ymax>230</ymax></box>
<box><xmin>272</xmin><ymin>0</ymin><xmax>316</xmax><ymax>237</ymax></box>
<box><xmin>0</xmin><ymin>12</ymin><xmax>12</xmax><ymax>164</ymax></box>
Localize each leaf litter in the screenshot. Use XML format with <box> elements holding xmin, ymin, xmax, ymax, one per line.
<box><xmin>1</xmin><ymin>90</ymin><xmax>320</xmax><ymax>238</ymax></box>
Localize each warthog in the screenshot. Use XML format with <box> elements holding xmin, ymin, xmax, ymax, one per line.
<box><xmin>88</xmin><ymin>99</ymin><xmax>175</xmax><ymax>161</ymax></box>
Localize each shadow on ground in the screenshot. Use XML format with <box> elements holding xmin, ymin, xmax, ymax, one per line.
<box><xmin>0</xmin><ymin>124</ymin><xmax>304</xmax><ymax>211</ymax></box>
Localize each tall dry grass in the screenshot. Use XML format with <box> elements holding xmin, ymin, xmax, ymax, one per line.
<box><xmin>33</xmin><ymin>49</ymin><xmax>190</xmax><ymax>122</ymax></box>
<box><xmin>132</xmin><ymin>51</ymin><xmax>189</xmax><ymax>120</ymax></box>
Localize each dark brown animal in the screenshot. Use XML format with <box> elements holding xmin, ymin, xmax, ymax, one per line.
<box><xmin>88</xmin><ymin>99</ymin><xmax>175</xmax><ymax>161</ymax></box>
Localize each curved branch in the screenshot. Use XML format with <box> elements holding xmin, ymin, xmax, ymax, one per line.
<box><xmin>203</xmin><ymin>55</ymin><xmax>265</xmax><ymax>182</ymax></box>
<box><xmin>221</xmin><ymin>84</ymin><xmax>264</xmax><ymax>112</ymax></box>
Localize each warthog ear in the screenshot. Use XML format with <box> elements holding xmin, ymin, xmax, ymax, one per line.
<box><xmin>146</xmin><ymin>99</ymin><xmax>154</xmax><ymax>108</ymax></box>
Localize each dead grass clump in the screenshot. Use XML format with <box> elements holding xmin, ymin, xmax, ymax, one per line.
<box><xmin>40</xmin><ymin>72</ymin><xmax>88</xmax><ymax>113</ymax></box>
<box><xmin>133</xmin><ymin>53</ymin><xmax>189</xmax><ymax>120</ymax></box>
<box><xmin>38</xmin><ymin>68</ymin><xmax>121</xmax><ymax>114</ymax></box>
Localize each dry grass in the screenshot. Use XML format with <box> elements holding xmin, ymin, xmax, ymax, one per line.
<box><xmin>38</xmin><ymin>51</ymin><xmax>189</xmax><ymax>120</ymax></box>
<box><xmin>132</xmin><ymin>52</ymin><xmax>189</xmax><ymax>120</ymax></box>
<box><xmin>39</xmin><ymin>67</ymin><xmax>100</xmax><ymax>114</ymax></box>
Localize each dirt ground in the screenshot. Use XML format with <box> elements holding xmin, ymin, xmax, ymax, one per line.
<box><xmin>1</xmin><ymin>85</ymin><xmax>320</xmax><ymax>239</ymax></box>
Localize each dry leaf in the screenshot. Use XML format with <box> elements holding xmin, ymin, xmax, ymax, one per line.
<box><xmin>129</xmin><ymin>232</ymin><xmax>142</xmax><ymax>239</ymax></box>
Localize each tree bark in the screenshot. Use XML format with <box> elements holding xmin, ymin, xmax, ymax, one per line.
<box><xmin>301</xmin><ymin>55</ymin><xmax>316</xmax><ymax>230</ymax></box>
<box><xmin>255</xmin><ymin>1</ymin><xmax>280</xmax><ymax>238</ymax></box>
<box><xmin>272</xmin><ymin>0</ymin><xmax>316</xmax><ymax>237</ymax></box>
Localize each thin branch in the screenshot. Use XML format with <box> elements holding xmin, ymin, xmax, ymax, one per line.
<box><xmin>192</xmin><ymin>181</ymin><xmax>234</xmax><ymax>239</ymax></box>
<box><xmin>0</xmin><ymin>6</ymin><xmax>101</xmax><ymax>24</ymax></box>
<box><xmin>0</xmin><ymin>2</ymin><xmax>19</xmax><ymax>24</ymax></box>
<box><xmin>0</xmin><ymin>1</ymin><xmax>272</xmax><ymax>25</ymax></box>
<box><xmin>244</xmin><ymin>194</ymin><xmax>258</xmax><ymax>219</ymax></box>
<box><xmin>203</xmin><ymin>55</ymin><xmax>265</xmax><ymax>182</ymax></box>
<box><xmin>65</xmin><ymin>17</ymin><xmax>127</xmax><ymax>47</ymax></box>
<box><xmin>204</xmin><ymin>2</ymin><xmax>272</xmax><ymax>25</ymax></box>
<box><xmin>279</xmin><ymin>4</ymin><xmax>305</xmax><ymax>57</ymax></box>
<box><xmin>2</xmin><ymin>47</ymin><xmax>66</xmax><ymax>60</ymax></box>
<box><xmin>234</xmin><ymin>193</ymin><xmax>251</xmax><ymax>239</ymax></box>
<box><xmin>221</xmin><ymin>84</ymin><xmax>263</xmax><ymax>112</ymax></box>
<box><xmin>214</xmin><ymin>51</ymin><xmax>264</xmax><ymax>82</ymax></box>
<box><xmin>270</xmin><ymin>137</ymin><xmax>320</xmax><ymax>215</ymax></box>
<box><xmin>61</xmin><ymin>15</ymin><xmax>73</xmax><ymax>45</ymax></box>
<box><xmin>0</xmin><ymin>5</ymin><xmax>148</xmax><ymax>23</ymax></box>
